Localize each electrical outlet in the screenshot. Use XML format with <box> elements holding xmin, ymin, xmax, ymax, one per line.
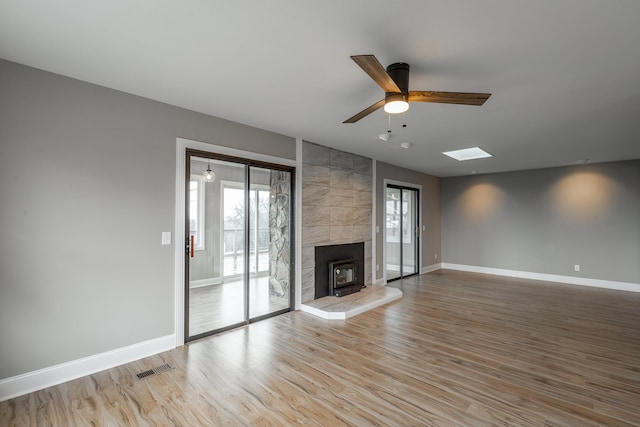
<box><xmin>574</xmin><ymin>264</ymin><xmax>580</xmax><ymax>272</ymax></box>
<box><xmin>435</xmin><ymin>253</ymin><xmax>438</xmax><ymax>259</ymax></box>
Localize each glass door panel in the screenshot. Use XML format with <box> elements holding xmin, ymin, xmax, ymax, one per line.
<box><xmin>403</xmin><ymin>188</ymin><xmax>418</xmax><ymax>275</ymax></box>
<box><xmin>223</xmin><ymin>186</ymin><xmax>246</xmax><ymax>278</ymax></box>
<box><xmin>386</xmin><ymin>187</ymin><xmax>402</xmax><ymax>281</ymax></box>
<box><xmin>248</xmin><ymin>188</ymin><xmax>271</xmax><ymax>276</ymax></box>
<box><xmin>249</xmin><ymin>166</ymin><xmax>291</xmax><ymax>319</ymax></box>
<box><xmin>187</xmin><ymin>157</ymin><xmax>246</xmax><ymax>338</ymax></box>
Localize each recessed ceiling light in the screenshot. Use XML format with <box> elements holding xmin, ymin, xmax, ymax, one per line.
<box><xmin>442</xmin><ymin>147</ymin><xmax>492</xmax><ymax>161</ymax></box>
<box><xmin>400</xmin><ymin>142</ymin><xmax>412</xmax><ymax>149</ymax></box>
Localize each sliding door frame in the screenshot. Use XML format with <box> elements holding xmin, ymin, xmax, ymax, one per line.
<box><xmin>185</xmin><ymin>149</ymin><xmax>295</xmax><ymax>342</ymax></box>
<box><xmin>383</xmin><ymin>179</ymin><xmax>422</xmax><ymax>283</ymax></box>
<box><xmin>175</xmin><ymin>138</ymin><xmax>297</xmax><ymax>347</ymax></box>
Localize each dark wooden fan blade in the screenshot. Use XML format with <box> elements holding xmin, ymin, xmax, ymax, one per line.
<box><xmin>351</xmin><ymin>55</ymin><xmax>401</xmax><ymax>93</ymax></box>
<box><xmin>408</xmin><ymin>91</ymin><xmax>491</xmax><ymax>106</ymax></box>
<box><xmin>343</xmin><ymin>99</ymin><xmax>385</xmax><ymax>123</ymax></box>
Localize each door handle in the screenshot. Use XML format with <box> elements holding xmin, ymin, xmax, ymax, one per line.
<box><xmin>190</xmin><ymin>235</ymin><xmax>195</xmax><ymax>258</ymax></box>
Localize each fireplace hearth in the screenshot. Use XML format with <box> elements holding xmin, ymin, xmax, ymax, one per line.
<box><xmin>315</xmin><ymin>242</ymin><xmax>364</xmax><ymax>299</ymax></box>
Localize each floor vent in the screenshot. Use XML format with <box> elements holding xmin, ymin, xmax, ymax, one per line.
<box><xmin>136</xmin><ymin>363</ymin><xmax>174</xmax><ymax>380</ymax></box>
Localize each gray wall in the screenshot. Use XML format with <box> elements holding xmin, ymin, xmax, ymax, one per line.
<box><xmin>441</xmin><ymin>160</ymin><xmax>640</xmax><ymax>284</ymax></box>
<box><xmin>0</xmin><ymin>59</ymin><xmax>295</xmax><ymax>379</ymax></box>
<box><xmin>375</xmin><ymin>161</ymin><xmax>442</xmax><ymax>281</ymax></box>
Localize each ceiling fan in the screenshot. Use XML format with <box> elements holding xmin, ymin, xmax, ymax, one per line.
<box><xmin>343</xmin><ymin>55</ymin><xmax>491</xmax><ymax>123</ymax></box>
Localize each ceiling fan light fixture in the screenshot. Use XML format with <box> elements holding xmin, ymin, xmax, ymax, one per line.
<box><xmin>343</xmin><ymin>55</ymin><xmax>491</xmax><ymax>123</ymax></box>
<box><xmin>383</xmin><ymin>93</ymin><xmax>409</xmax><ymax>114</ymax></box>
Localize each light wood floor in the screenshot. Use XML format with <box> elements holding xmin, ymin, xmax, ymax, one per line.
<box><xmin>2</xmin><ymin>270</ymin><xmax>640</xmax><ymax>426</ymax></box>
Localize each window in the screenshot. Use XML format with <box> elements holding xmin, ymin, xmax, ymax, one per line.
<box><xmin>222</xmin><ymin>182</ymin><xmax>270</xmax><ymax>277</ymax></box>
<box><xmin>189</xmin><ymin>175</ymin><xmax>205</xmax><ymax>251</ymax></box>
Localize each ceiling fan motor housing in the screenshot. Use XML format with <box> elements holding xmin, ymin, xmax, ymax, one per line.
<box><xmin>385</xmin><ymin>62</ymin><xmax>410</xmax><ymax>96</ymax></box>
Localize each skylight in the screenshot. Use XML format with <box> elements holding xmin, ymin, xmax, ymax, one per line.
<box><xmin>442</xmin><ymin>147</ymin><xmax>492</xmax><ymax>161</ymax></box>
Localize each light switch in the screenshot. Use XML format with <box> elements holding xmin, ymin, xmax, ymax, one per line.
<box><xmin>162</xmin><ymin>232</ymin><xmax>172</xmax><ymax>245</ymax></box>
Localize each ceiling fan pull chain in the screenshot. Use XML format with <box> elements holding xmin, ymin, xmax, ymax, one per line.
<box><xmin>388</xmin><ymin>113</ymin><xmax>392</xmax><ymax>134</ymax></box>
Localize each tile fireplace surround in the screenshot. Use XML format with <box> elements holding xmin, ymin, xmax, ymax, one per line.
<box><xmin>301</xmin><ymin>141</ymin><xmax>373</xmax><ymax>303</ymax></box>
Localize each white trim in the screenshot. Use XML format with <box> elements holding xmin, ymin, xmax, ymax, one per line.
<box><xmin>174</xmin><ymin>142</ymin><xmax>187</xmax><ymax>347</ymax></box>
<box><xmin>371</xmin><ymin>160</ymin><xmax>377</xmax><ymax>286</ymax></box>
<box><xmin>373</xmin><ymin>278</ymin><xmax>387</xmax><ymax>286</ymax></box>
<box><xmin>0</xmin><ymin>334</ymin><xmax>175</xmax><ymax>402</ymax></box>
<box><xmin>295</xmin><ymin>138</ymin><xmax>303</xmax><ymax>310</ymax></box>
<box><xmin>175</xmin><ymin>138</ymin><xmax>299</xmax><ymax>345</ymax></box>
<box><xmin>441</xmin><ymin>263</ymin><xmax>640</xmax><ymax>293</ymax></box>
<box><xmin>421</xmin><ymin>263</ymin><xmax>442</xmax><ymax>274</ymax></box>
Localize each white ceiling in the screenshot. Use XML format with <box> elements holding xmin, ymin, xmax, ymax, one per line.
<box><xmin>2</xmin><ymin>1</ymin><xmax>639</xmax><ymax>177</ymax></box>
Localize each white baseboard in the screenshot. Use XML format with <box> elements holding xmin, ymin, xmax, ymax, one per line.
<box><xmin>189</xmin><ymin>277</ymin><xmax>222</xmax><ymax>288</ymax></box>
<box><xmin>441</xmin><ymin>263</ymin><xmax>640</xmax><ymax>293</ymax></box>
<box><xmin>373</xmin><ymin>278</ymin><xmax>387</xmax><ymax>286</ymax></box>
<box><xmin>0</xmin><ymin>334</ymin><xmax>176</xmax><ymax>402</ymax></box>
<box><xmin>421</xmin><ymin>263</ymin><xmax>443</xmax><ymax>274</ymax></box>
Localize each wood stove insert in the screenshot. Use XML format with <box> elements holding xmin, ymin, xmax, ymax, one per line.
<box><xmin>314</xmin><ymin>242</ymin><xmax>364</xmax><ymax>299</ymax></box>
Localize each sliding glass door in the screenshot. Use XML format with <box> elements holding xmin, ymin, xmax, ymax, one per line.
<box><xmin>385</xmin><ymin>185</ymin><xmax>419</xmax><ymax>282</ymax></box>
<box><xmin>185</xmin><ymin>152</ymin><xmax>293</xmax><ymax>341</ymax></box>
<box><xmin>248</xmin><ymin>166</ymin><xmax>291</xmax><ymax>319</ymax></box>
